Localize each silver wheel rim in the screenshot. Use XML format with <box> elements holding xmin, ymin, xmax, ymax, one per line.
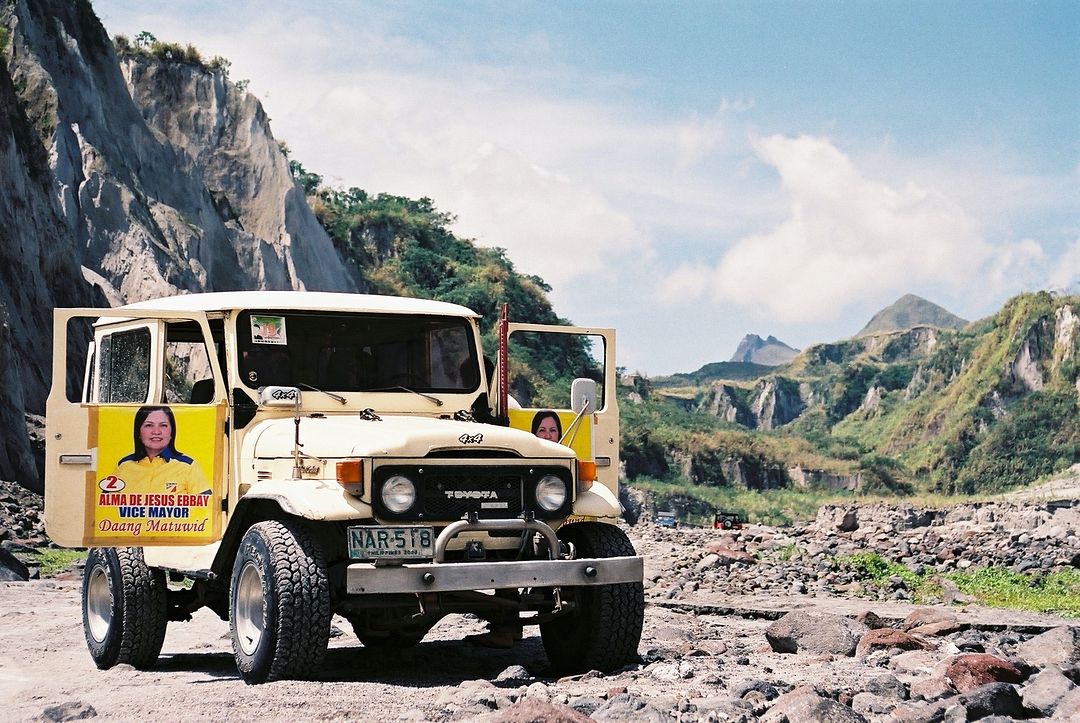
<box><xmin>86</xmin><ymin>565</ymin><xmax>113</xmax><ymax>643</ymax></box>
<box><xmin>235</xmin><ymin>560</ymin><xmax>264</xmax><ymax>656</ymax></box>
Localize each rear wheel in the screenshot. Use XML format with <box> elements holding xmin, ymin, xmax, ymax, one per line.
<box><xmin>539</xmin><ymin>523</ymin><xmax>644</xmax><ymax>674</ymax></box>
<box><xmin>229</xmin><ymin>520</ymin><xmax>331</xmax><ymax>683</ymax></box>
<box><xmin>82</xmin><ymin>547</ymin><xmax>168</xmax><ymax>670</ymax></box>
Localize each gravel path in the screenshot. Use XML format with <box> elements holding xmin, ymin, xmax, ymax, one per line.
<box><xmin>3</xmin><ymin>488</ymin><xmax>1080</xmax><ymax>721</ymax></box>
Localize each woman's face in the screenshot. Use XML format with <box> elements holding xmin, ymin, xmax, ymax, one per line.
<box><xmin>140</xmin><ymin>411</ymin><xmax>172</xmax><ymax>458</ymax></box>
<box><xmin>535</xmin><ymin>415</ymin><xmax>560</xmax><ymax>442</ymax></box>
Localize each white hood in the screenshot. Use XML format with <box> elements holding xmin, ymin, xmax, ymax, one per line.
<box><xmin>248</xmin><ymin>414</ymin><xmax>575</xmax><ymax>459</ymax></box>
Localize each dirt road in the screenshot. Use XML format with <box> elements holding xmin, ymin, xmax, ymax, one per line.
<box><xmin>3</xmin><ymin>578</ymin><xmax>1072</xmax><ymax>722</ymax></box>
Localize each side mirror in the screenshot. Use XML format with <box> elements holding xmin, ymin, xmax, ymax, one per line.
<box><xmin>571</xmin><ymin>378</ymin><xmax>597</xmax><ymax>415</ymax></box>
<box><xmin>258</xmin><ymin>386</ymin><xmax>301</xmax><ymax>407</ymax></box>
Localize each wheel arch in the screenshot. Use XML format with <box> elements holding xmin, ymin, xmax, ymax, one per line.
<box><xmin>211</xmin><ymin>495</ymin><xmax>361</xmax><ymax>580</ymax></box>
<box><xmin>211</xmin><ymin>497</ymin><xmax>293</xmax><ymax>580</ymax></box>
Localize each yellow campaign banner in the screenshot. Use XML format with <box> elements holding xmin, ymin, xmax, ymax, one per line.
<box><xmin>508</xmin><ymin>408</ymin><xmax>592</xmax><ymax>461</ymax></box>
<box><xmin>87</xmin><ymin>404</ymin><xmax>222</xmax><ymax>545</ymax></box>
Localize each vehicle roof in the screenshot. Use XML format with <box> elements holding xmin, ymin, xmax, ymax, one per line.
<box><xmin>118</xmin><ymin>291</ymin><xmax>480</xmax><ymax>318</ymax></box>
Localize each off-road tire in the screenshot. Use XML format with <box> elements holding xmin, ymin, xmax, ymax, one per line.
<box><xmin>229</xmin><ymin>520</ymin><xmax>331</xmax><ymax>683</ymax></box>
<box><xmin>81</xmin><ymin>547</ymin><xmax>168</xmax><ymax>670</ymax></box>
<box><xmin>539</xmin><ymin>523</ymin><xmax>644</xmax><ymax>674</ymax></box>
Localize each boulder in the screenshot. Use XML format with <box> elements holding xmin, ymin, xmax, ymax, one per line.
<box><xmin>944</xmin><ymin>654</ymin><xmax>1023</xmax><ymax>693</ymax></box>
<box><xmin>1017</xmin><ymin>626</ymin><xmax>1080</xmax><ymax>667</ymax></box>
<box><xmin>762</xmin><ymin>686</ymin><xmax>867</xmax><ymax>723</ymax></box>
<box><xmin>901</xmin><ymin>608</ymin><xmax>959</xmax><ymax>632</ymax></box>
<box><xmin>1021</xmin><ymin>666</ymin><xmax>1075</xmax><ymax>716</ymax></box>
<box><xmin>1051</xmin><ymin>686</ymin><xmax>1080</xmax><ymax>720</ymax></box>
<box><xmin>958</xmin><ymin>682</ymin><xmax>1025</xmax><ymax>720</ymax></box>
<box><xmin>855</xmin><ymin>629</ymin><xmax>933</xmax><ymax>659</ymax></box>
<box><xmin>0</xmin><ymin>547</ymin><xmax>29</xmax><ymax>582</ymax></box>
<box><xmin>590</xmin><ymin>693</ymin><xmax>669</xmax><ymax>722</ymax></box>
<box><xmin>765</xmin><ymin>611</ymin><xmax>869</xmax><ymax>656</ymax></box>
<box><xmin>495</xmin><ymin>699</ymin><xmax>591</xmax><ymax>723</ymax></box>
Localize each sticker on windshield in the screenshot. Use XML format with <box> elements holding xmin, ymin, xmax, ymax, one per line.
<box><xmin>251</xmin><ymin>316</ymin><xmax>287</xmax><ymax>345</ymax></box>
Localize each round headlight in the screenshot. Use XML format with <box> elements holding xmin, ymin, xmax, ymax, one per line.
<box><xmin>381</xmin><ymin>475</ymin><xmax>417</xmax><ymax>513</ymax></box>
<box><xmin>535</xmin><ymin>474</ymin><xmax>568</xmax><ymax>512</ymax></box>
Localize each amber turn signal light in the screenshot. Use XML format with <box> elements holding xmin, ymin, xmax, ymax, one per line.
<box><xmin>336</xmin><ymin>460</ymin><xmax>364</xmax><ymax>493</ymax></box>
<box><xmin>577</xmin><ymin>460</ymin><xmax>596</xmax><ymax>492</ymax></box>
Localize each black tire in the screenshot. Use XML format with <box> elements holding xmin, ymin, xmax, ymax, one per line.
<box><xmin>347</xmin><ymin>612</ymin><xmax>428</xmax><ymax>650</ymax></box>
<box><xmin>539</xmin><ymin>523</ymin><xmax>644</xmax><ymax>674</ymax></box>
<box><xmin>81</xmin><ymin>547</ymin><xmax>168</xmax><ymax>670</ymax></box>
<box><xmin>229</xmin><ymin>520</ymin><xmax>332</xmax><ymax>683</ymax></box>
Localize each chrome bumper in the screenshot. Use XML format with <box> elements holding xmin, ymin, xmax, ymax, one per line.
<box><xmin>345</xmin><ymin>555</ymin><xmax>644</xmax><ymax>594</ymax></box>
<box><xmin>345</xmin><ymin>516</ymin><xmax>643</xmax><ymax>594</ymax></box>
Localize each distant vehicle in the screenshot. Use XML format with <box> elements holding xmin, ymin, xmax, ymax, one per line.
<box><xmin>713</xmin><ymin>512</ymin><xmax>745</xmax><ymax>530</ymax></box>
<box><xmin>655</xmin><ymin>511</ymin><xmax>678</xmax><ymax>528</ymax></box>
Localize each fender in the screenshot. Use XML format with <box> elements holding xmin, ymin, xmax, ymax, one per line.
<box><xmin>571</xmin><ymin>482</ymin><xmax>622</xmax><ymax>519</ymax></box>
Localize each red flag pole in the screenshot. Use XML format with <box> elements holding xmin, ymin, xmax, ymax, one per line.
<box><xmin>497</xmin><ymin>303</ymin><xmax>509</xmax><ymax>422</ymax></box>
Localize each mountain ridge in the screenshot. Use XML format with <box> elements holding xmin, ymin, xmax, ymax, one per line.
<box><xmin>857</xmin><ymin>293</ymin><xmax>968</xmax><ymax>337</ymax></box>
<box><xmin>730</xmin><ymin>333</ymin><xmax>799</xmax><ymax>366</ymax></box>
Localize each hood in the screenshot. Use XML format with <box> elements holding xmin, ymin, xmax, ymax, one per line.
<box><xmin>247</xmin><ymin>414</ymin><xmax>575</xmax><ymax>459</ymax></box>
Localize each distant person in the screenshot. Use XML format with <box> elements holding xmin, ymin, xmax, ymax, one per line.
<box><xmin>109</xmin><ymin>405</ymin><xmax>211</xmax><ymax>496</ymax></box>
<box><xmin>531</xmin><ymin>410</ymin><xmax>563</xmax><ymax>443</ymax></box>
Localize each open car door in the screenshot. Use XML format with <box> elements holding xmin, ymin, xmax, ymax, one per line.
<box><xmin>504</xmin><ymin>323</ymin><xmax>619</xmax><ymax>497</ymax></box>
<box><xmin>45</xmin><ymin>308</ymin><xmax>228</xmax><ymax>547</ymax></box>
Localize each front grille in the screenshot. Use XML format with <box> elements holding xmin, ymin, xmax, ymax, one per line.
<box><xmin>422</xmin><ymin>471</ymin><xmax>523</xmax><ymax>520</ymax></box>
<box><xmin>373</xmin><ymin>464</ymin><xmax>572</xmax><ymax>521</ymax></box>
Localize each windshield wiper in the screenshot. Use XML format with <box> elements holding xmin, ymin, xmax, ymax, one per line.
<box><xmin>297</xmin><ymin>383</ymin><xmax>347</xmax><ymax>405</ymax></box>
<box><xmin>364</xmin><ymin>386</ymin><xmax>444</xmax><ymax>406</ymax></box>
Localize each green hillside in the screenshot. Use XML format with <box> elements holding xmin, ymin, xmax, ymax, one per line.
<box><xmin>621</xmin><ymin>291</ymin><xmax>1080</xmax><ymax>512</ymax></box>
<box><xmin>653</xmin><ymin>361</ymin><xmax>775</xmax><ymax>387</ymax></box>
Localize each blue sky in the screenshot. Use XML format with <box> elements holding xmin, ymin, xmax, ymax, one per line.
<box><xmin>95</xmin><ymin>0</ymin><xmax>1079</xmax><ymax>374</ymax></box>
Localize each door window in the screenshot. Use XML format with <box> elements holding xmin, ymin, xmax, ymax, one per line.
<box><xmin>96</xmin><ymin>328</ymin><xmax>151</xmax><ymax>403</ymax></box>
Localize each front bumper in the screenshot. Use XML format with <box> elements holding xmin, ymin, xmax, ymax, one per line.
<box><xmin>346</xmin><ymin>556</ymin><xmax>643</xmax><ymax>594</ymax></box>
<box><xmin>344</xmin><ymin>516</ymin><xmax>644</xmax><ymax>594</ymax></box>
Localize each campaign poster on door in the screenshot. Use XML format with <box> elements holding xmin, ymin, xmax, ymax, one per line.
<box><xmin>87</xmin><ymin>404</ymin><xmax>223</xmax><ymax>545</ymax></box>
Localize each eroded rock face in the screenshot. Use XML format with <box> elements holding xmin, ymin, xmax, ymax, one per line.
<box><xmin>121</xmin><ymin>56</ymin><xmax>355</xmax><ymax>294</ymax></box>
<box><xmin>1</xmin><ymin>1</ymin><xmax>102</xmax><ymax>487</ymax></box>
<box><xmin>1</xmin><ymin>0</ymin><xmax>357</xmax><ymax>486</ymax></box>
<box><xmin>748</xmin><ymin>377</ymin><xmax>806</xmax><ymax>430</ymax></box>
<box><xmin>696</xmin><ymin>382</ymin><xmax>753</xmax><ymax>426</ymax></box>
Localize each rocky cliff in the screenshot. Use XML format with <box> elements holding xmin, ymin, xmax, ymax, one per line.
<box><xmin>0</xmin><ymin>0</ymin><xmax>356</xmax><ymax>488</ymax></box>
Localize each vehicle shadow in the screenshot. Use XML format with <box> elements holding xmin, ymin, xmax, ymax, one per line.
<box><xmin>150</xmin><ymin>637</ymin><xmax>556</xmax><ymax>685</ymax></box>
<box><xmin>153</xmin><ymin>650</ymin><xmax>241</xmax><ymax>680</ymax></box>
<box><xmin>319</xmin><ymin>637</ymin><xmax>555</xmax><ymax>685</ymax></box>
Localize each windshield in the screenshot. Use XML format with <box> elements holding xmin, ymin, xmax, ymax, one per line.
<box><xmin>236</xmin><ymin>310</ymin><xmax>480</xmax><ymax>393</ymax></box>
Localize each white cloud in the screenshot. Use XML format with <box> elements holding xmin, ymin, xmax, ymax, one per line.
<box><xmin>1048</xmin><ymin>237</ymin><xmax>1080</xmax><ymax>292</ymax></box>
<box><xmin>658</xmin><ymin>134</ymin><xmax>1048</xmax><ymax>323</ymax></box>
<box><xmin>655</xmin><ymin>264</ymin><xmax>711</xmax><ymax>304</ymax></box>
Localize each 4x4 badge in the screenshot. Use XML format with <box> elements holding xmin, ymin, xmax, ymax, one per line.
<box><xmin>459</xmin><ymin>433</ymin><xmax>483</xmax><ymax>444</ymax></box>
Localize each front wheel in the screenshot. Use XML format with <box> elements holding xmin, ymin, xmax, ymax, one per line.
<box><xmin>229</xmin><ymin>520</ymin><xmax>332</xmax><ymax>683</ymax></box>
<box><xmin>539</xmin><ymin>523</ymin><xmax>644</xmax><ymax>674</ymax></box>
<box><xmin>82</xmin><ymin>547</ymin><xmax>168</xmax><ymax>669</ymax></box>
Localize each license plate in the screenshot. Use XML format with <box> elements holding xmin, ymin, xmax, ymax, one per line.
<box><xmin>348</xmin><ymin>525</ymin><xmax>435</xmax><ymax>560</ymax></box>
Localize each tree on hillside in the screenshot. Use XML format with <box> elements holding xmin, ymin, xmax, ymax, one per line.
<box><xmin>291</xmin><ymin>168</ymin><xmax>595</xmax><ymax>399</ymax></box>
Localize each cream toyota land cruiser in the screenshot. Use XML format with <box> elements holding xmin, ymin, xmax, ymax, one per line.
<box><xmin>45</xmin><ymin>291</ymin><xmax>643</xmax><ymax>683</ymax></box>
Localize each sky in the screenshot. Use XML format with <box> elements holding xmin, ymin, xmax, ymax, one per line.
<box><xmin>94</xmin><ymin>0</ymin><xmax>1080</xmax><ymax>375</ymax></box>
